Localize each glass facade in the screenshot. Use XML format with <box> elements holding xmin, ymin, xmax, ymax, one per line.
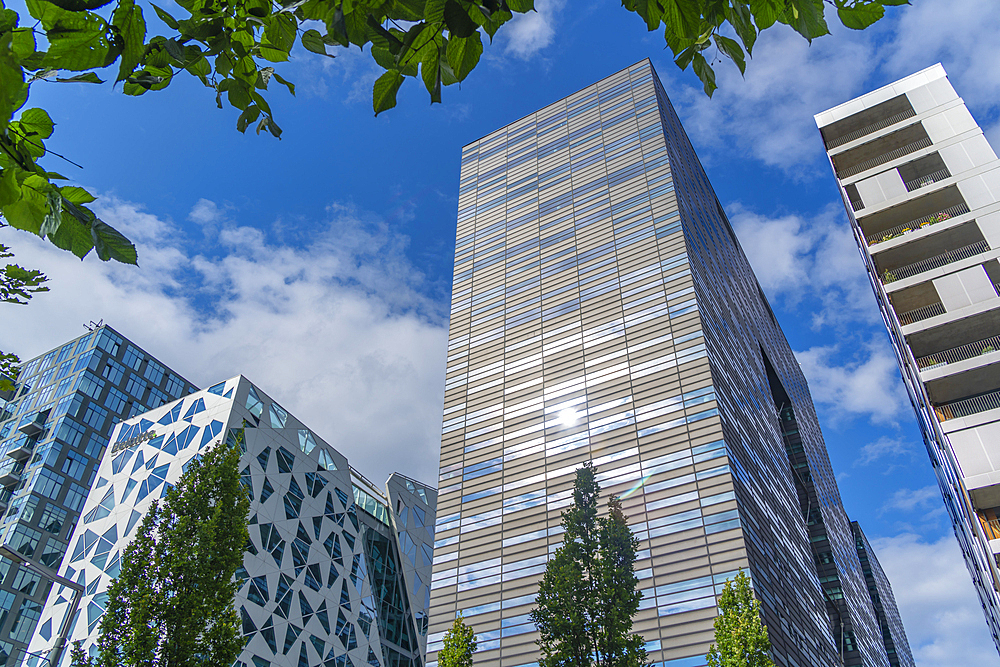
<box><xmin>428</xmin><ymin>59</ymin><xmax>897</xmax><ymax>667</ymax></box>
<box><xmin>26</xmin><ymin>376</ymin><xmax>437</xmax><ymax>667</ymax></box>
<box><xmin>851</xmin><ymin>522</ymin><xmax>915</xmax><ymax>667</ymax></box>
<box><xmin>0</xmin><ymin>326</ymin><xmax>195</xmax><ymax>664</ymax></box>
<box><xmin>817</xmin><ymin>63</ymin><xmax>1000</xmax><ymax>654</ymax></box>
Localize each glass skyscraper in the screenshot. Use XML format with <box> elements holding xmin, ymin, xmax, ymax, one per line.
<box><xmin>427</xmin><ymin>60</ymin><xmax>905</xmax><ymax>667</ymax></box>
<box><xmin>817</xmin><ymin>63</ymin><xmax>1000</xmax><ymax>654</ymax></box>
<box><xmin>26</xmin><ymin>375</ymin><xmax>437</xmax><ymax>667</ymax></box>
<box><xmin>0</xmin><ymin>326</ymin><xmax>195</xmax><ymax>664</ymax></box>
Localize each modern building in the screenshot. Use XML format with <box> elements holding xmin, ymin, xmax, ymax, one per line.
<box><xmin>851</xmin><ymin>522</ymin><xmax>914</xmax><ymax>667</ymax></box>
<box><xmin>816</xmin><ymin>63</ymin><xmax>1000</xmax><ymax>652</ymax></box>
<box><xmin>428</xmin><ymin>59</ymin><xmax>899</xmax><ymax>667</ymax></box>
<box><xmin>0</xmin><ymin>326</ymin><xmax>196</xmax><ymax>665</ymax></box>
<box><xmin>25</xmin><ymin>375</ymin><xmax>437</xmax><ymax>667</ymax></box>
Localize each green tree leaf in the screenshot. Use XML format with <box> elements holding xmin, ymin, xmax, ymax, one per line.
<box><xmin>301</xmin><ymin>28</ymin><xmax>332</xmax><ymax>56</ymax></box>
<box><xmin>837</xmin><ymin>1</ymin><xmax>885</xmax><ymax>29</ymax></box>
<box><xmin>373</xmin><ymin>69</ymin><xmax>404</xmax><ymax>115</ymax></box>
<box><xmin>446</xmin><ymin>31</ymin><xmax>482</xmax><ymax>81</ymax></box>
<box><xmin>714</xmin><ymin>34</ymin><xmax>746</xmax><ymax>75</ymax></box>
<box><xmin>111</xmin><ymin>0</ymin><xmax>146</xmax><ymax>82</ymax></box>
<box><xmin>443</xmin><ymin>0</ymin><xmax>478</xmax><ymax>37</ymax></box>
<box><xmin>27</xmin><ymin>0</ymin><xmax>112</xmax><ymax>71</ymax></box>
<box><xmin>691</xmin><ymin>51</ymin><xmax>717</xmax><ymax>97</ymax></box>
<box><xmin>17</xmin><ymin>108</ymin><xmax>54</xmax><ymax>139</ymax></box>
<box><xmin>55</xmin><ymin>71</ymin><xmax>103</xmax><ymax>82</ymax></box>
<box><xmin>150</xmin><ymin>3</ymin><xmax>178</xmax><ymax>29</ymax></box>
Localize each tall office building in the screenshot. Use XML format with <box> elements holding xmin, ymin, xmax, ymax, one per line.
<box><xmin>851</xmin><ymin>522</ymin><xmax>914</xmax><ymax>667</ymax></box>
<box><xmin>817</xmin><ymin>63</ymin><xmax>1000</xmax><ymax>652</ymax></box>
<box><xmin>428</xmin><ymin>59</ymin><xmax>898</xmax><ymax>667</ymax></box>
<box><xmin>0</xmin><ymin>326</ymin><xmax>196</xmax><ymax>665</ymax></box>
<box><xmin>26</xmin><ymin>375</ymin><xmax>437</xmax><ymax>667</ymax></box>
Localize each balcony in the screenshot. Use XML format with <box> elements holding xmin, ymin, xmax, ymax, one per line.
<box><xmin>983</xmin><ymin>517</ymin><xmax>1000</xmax><ymax>541</ymax></box>
<box><xmin>17</xmin><ymin>408</ymin><xmax>49</xmax><ymax>437</ymax></box>
<box><xmin>861</xmin><ymin>185</ymin><xmax>969</xmax><ymax>246</ymax></box>
<box><xmin>833</xmin><ymin>123</ymin><xmax>932</xmax><ymax>179</ymax></box>
<box><xmin>917</xmin><ymin>333</ymin><xmax>1000</xmax><ymax>370</ymax></box>
<box><xmin>935</xmin><ymin>388</ymin><xmax>1000</xmax><ymax>422</ymax></box>
<box><xmin>897</xmin><ymin>302</ymin><xmax>946</xmax><ymax>326</ymax></box>
<box><xmin>822</xmin><ymin>94</ymin><xmax>917</xmax><ymax>150</ymax></box>
<box><xmin>880</xmin><ymin>241</ymin><xmax>990</xmax><ymax>285</ymax></box>
<box><xmin>865</xmin><ymin>204</ymin><xmax>971</xmax><ymax>246</ymax></box>
<box><xmin>0</xmin><ymin>461</ymin><xmax>24</xmax><ymax>487</ymax></box>
<box><xmin>5</xmin><ymin>440</ymin><xmax>34</xmax><ymax>462</ymax></box>
<box><xmin>905</xmin><ymin>169</ymin><xmax>951</xmax><ymax>192</ymax></box>
<box><xmin>826</xmin><ymin>110</ymin><xmax>918</xmax><ymax>150</ymax></box>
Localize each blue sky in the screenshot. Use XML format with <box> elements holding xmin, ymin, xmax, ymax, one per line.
<box><xmin>3</xmin><ymin>0</ymin><xmax>1000</xmax><ymax>664</ymax></box>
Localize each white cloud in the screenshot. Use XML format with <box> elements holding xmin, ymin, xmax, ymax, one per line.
<box><xmin>659</xmin><ymin>21</ymin><xmax>875</xmax><ymax>174</ymax></box>
<box><xmin>188</xmin><ymin>198</ymin><xmax>223</xmax><ymax>226</ymax></box>
<box><xmin>881</xmin><ymin>485</ymin><xmax>941</xmax><ymax>513</ymax></box>
<box><xmin>658</xmin><ymin>0</ymin><xmax>999</xmax><ymax>176</ymax></box>
<box><xmin>729</xmin><ymin>203</ymin><xmax>880</xmax><ymax>328</ymax></box>
<box><xmin>856</xmin><ymin>435</ymin><xmax>917</xmax><ymax>469</ymax></box>
<box><xmin>0</xmin><ymin>198</ymin><xmax>449</xmax><ymax>488</ymax></box>
<box><xmin>502</xmin><ymin>0</ymin><xmax>565</xmax><ymax>59</ymax></box>
<box><xmin>872</xmin><ymin>532</ymin><xmax>1000</xmax><ymax>667</ymax></box>
<box><xmin>883</xmin><ymin>0</ymin><xmax>1000</xmax><ymax>122</ymax></box>
<box><xmin>796</xmin><ymin>340</ymin><xmax>908</xmax><ymax>426</ymax></box>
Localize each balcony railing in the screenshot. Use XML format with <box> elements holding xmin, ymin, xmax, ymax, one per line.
<box><xmin>851</xmin><ymin>199</ymin><xmax>865</xmax><ymax>212</ymax></box>
<box><xmin>983</xmin><ymin>517</ymin><xmax>1000</xmax><ymax>541</ymax></box>
<box><xmin>865</xmin><ymin>204</ymin><xmax>971</xmax><ymax>246</ymax></box>
<box><xmin>881</xmin><ymin>241</ymin><xmax>990</xmax><ymax>284</ymax></box>
<box><xmin>935</xmin><ymin>387</ymin><xmax>1000</xmax><ymax>421</ymax></box>
<box><xmin>918</xmin><ymin>333</ymin><xmax>1000</xmax><ymax>370</ymax></box>
<box><xmin>825</xmin><ymin>109</ymin><xmax>918</xmax><ymax>150</ymax></box>
<box><xmin>836</xmin><ymin>136</ymin><xmax>933</xmax><ymax>178</ymax></box>
<box><xmin>905</xmin><ymin>168</ymin><xmax>951</xmax><ymax>192</ymax></box>
<box><xmin>897</xmin><ymin>302</ymin><xmax>946</xmax><ymax>325</ymax></box>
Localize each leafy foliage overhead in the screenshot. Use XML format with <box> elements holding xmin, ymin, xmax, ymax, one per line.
<box><xmin>625</xmin><ymin>0</ymin><xmax>908</xmax><ymax>96</ymax></box>
<box><xmin>0</xmin><ymin>0</ymin><xmax>904</xmax><ymax>267</ymax></box>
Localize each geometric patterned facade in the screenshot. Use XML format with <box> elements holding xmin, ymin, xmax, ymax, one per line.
<box><xmin>429</xmin><ymin>59</ymin><xmax>900</xmax><ymax>667</ymax></box>
<box><xmin>25</xmin><ymin>376</ymin><xmax>436</xmax><ymax>667</ymax></box>
<box><xmin>817</xmin><ymin>64</ymin><xmax>1000</xmax><ymax>654</ymax></box>
<box><xmin>0</xmin><ymin>326</ymin><xmax>195</xmax><ymax>666</ymax></box>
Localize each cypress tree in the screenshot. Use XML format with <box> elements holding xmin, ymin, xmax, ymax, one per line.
<box><xmin>706</xmin><ymin>570</ymin><xmax>775</xmax><ymax>667</ymax></box>
<box><xmin>71</xmin><ymin>440</ymin><xmax>250</xmax><ymax>667</ymax></box>
<box><xmin>531</xmin><ymin>462</ymin><xmax>646</xmax><ymax>667</ymax></box>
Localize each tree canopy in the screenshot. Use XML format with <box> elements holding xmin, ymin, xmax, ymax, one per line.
<box><xmin>438</xmin><ymin>614</ymin><xmax>478</xmax><ymax>667</ymax></box>
<box><xmin>531</xmin><ymin>461</ymin><xmax>646</xmax><ymax>667</ymax></box>
<box><xmin>707</xmin><ymin>569</ymin><xmax>775</xmax><ymax>667</ymax></box>
<box><xmin>70</xmin><ymin>439</ymin><xmax>250</xmax><ymax>667</ymax></box>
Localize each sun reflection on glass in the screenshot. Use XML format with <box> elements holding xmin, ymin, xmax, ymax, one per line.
<box><xmin>558</xmin><ymin>409</ymin><xmax>578</xmax><ymax>427</ymax></box>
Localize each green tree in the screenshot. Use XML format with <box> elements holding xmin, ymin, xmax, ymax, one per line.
<box><xmin>531</xmin><ymin>461</ymin><xmax>646</xmax><ymax>667</ymax></box>
<box><xmin>439</xmin><ymin>614</ymin><xmax>478</xmax><ymax>667</ymax></box>
<box><xmin>70</xmin><ymin>439</ymin><xmax>250</xmax><ymax>667</ymax></box>
<box><xmin>706</xmin><ymin>570</ymin><xmax>775</xmax><ymax>667</ymax></box>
